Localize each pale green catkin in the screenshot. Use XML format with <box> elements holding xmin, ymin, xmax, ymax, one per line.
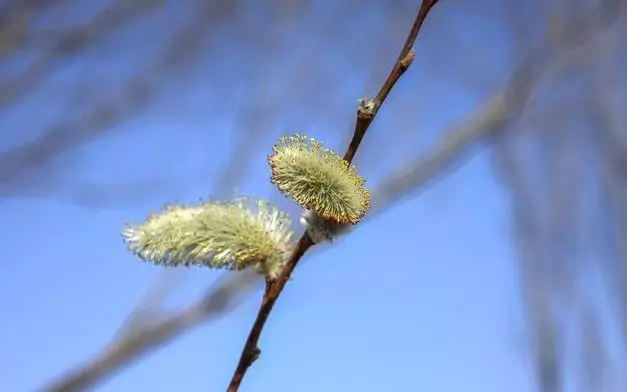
<box><xmin>268</xmin><ymin>134</ymin><xmax>371</xmax><ymax>224</ymax></box>
<box><xmin>122</xmin><ymin>198</ymin><xmax>293</xmax><ymax>280</ymax></box>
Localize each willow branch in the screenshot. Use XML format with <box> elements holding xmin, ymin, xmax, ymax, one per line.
<box><xmin>225</xmin><ymin>2</ymin><xmax>439</xmax><ymax>391</ymax></box>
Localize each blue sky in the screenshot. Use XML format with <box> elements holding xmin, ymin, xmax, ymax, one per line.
<box><xmin>0</xmin><ymin>1</ymin><xmax>546</xmax><ymax>391</ymax></box>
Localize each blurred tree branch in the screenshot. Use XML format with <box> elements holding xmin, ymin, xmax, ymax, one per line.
<box><xmin>493</xmin><ymin>1</ymin><xmax>626</xmax><ymax>391</ymax></box>
<box><xmin>0</xmin><ymin>0</ymin><xmax>165</xmax><ymax>106</ymax></box>
<box><xmin>0</xmin><ymin>0</ymin><xmax>240</xmax><ymax>202</ymax></box>
<box><xmin>41</xmin><ymin>270</ymin><xmax>260</xmax><ymax>392</ymax></box>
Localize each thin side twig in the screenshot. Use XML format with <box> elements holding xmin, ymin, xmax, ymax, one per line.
<box><xmin>344</xmin><ymin>0</ymin><xmax>437</xmax><ymax>163</ymax></box>
<box><xmin>225</xmin><ymin>1</ymin><xmax>439</xmax><ymax>391</ymax></box>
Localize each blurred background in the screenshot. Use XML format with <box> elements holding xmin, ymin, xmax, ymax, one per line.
<box><xmin>1</xmin><ymin>0</ymin><xmax>626</xmax><ymax>391</ymax></box>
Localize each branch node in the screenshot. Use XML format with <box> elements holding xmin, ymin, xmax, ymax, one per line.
<box><xmin>400</xmin><ymin>49</ymin><xmax>415</xmax><ymax>71</ymax></box>
<box><xmin>249</xmin><ymin>347</ymin><xmax>261</xmax><ymax>364</ymax></box>
<box><xmin>357</xmin><ymin>97</ymin><xmax>377</xmax><ymax>118</ymax></box>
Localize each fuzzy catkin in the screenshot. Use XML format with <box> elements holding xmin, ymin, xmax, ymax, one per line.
<box><xmin>268</xmin><ymin>134</ymin><xmax>371</xmax><ymax>224</ymax></box>
<box><xmin>122</xmin><ymin>198</ymin><xmax>293</xmax><ymax>280</ymax></box>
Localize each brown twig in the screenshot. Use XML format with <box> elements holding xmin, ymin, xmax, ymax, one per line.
<box><xmin>226</xmin><ymin>235</ymin><xmax>313</xmax><ymax>391</ymax></box>
<box><xmin>344</xmin><ymin>0</ymin><xmax>437</xmax><ymax>163</ymax></box>
<box><xmin>225</xmin><ymin>1</ymin><xmax>439</xmax><ymax>391</ymax></box>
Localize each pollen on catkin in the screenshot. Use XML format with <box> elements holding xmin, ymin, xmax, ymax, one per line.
<box><xmin>121</xmin><ymin>198</ymin><xmax>293</xmax><ymax>280</ymax></box>
<box><xmin>268</xmin><ymin>134</ymin><xmax>371</xmax><ymax>225</ymax></box>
